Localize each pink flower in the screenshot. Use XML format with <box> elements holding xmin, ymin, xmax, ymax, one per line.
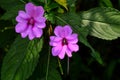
<box><xmin>15</xmin><ymin>2</ymin><xmax>46</xmax><ymax>40</ymax></box>
<box><xmin>49</xmin><ymin>25</ymin><xmax>79</xmax><ymax>59</ymax></box>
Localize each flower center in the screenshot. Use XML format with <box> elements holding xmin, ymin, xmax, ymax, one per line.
<box><xmin>62</xmin><ymin>38</ymin><xmax>68</xmax><ymax>46</ymax></box>
<box><xmin>28</xmin><ymin>18</ymin><xmax>35</xmax><ymax>26</ymax></box>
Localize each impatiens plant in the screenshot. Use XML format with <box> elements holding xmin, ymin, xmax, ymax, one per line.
<box><xmin>0</xmin><ymin>0</ymin><xmax>120</xmax><ymax>80</ymax></box>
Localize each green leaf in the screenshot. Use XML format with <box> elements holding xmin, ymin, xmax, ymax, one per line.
<box><xmin>99</xmin><ymin>0</ymin><xmax>113</xmax><ymax>7</ymax></box>
<box><xmin>0</xmin><ymin>0</ymin><xmax>24</xmax><ymax>20</ymax></box>
<box><xmin>0</xmin><ymin>0</ymin><xmax>24</xmax><ymax>10</ymax></box>
<box><xmin>67</xmin><ymin>0</ymin><xmax>77</xmax><ymax>6</ymax></box>
<box><xmin>56</xmin><ymin>12</ymin><xmax>103</xmax><ymax>64</ymax></box>
<box><xmin>1</xmin><ymin>36</ymin><xmax>43</xmax><ymax>80</ymax></box>
<box><xmin>80</xmin><ymin>7</ymin><xmax>120</xmax><ymax>40</ymax></box>
<box><xmin>45</xmin><ymin>13</ymin><xmax>55</xmax><ymax>24</ymax></box>
<box><xmin>1</xmin><ymin>4</ymin><xmax>24</xmax><ymax>20</ymax></box>
<box><xmin>67</xmin><ymin>0</ymin><xmax>77</xmax><ymax>11</ymax></box>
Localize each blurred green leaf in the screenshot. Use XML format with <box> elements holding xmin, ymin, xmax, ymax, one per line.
<box><xmin>56</xmin><ymin>12</ymin><xmax>103</xmax><ymax>64</ymax></box>
<box><xmin>1</xmin><ymin>36</ymin><xmax>43</xmax><ymax>80</ymax></box>
<box><xmin>80</xmin><ymin>7</ymin><xmax>120</xmax><ymax>40</ymax></box>
<box><xmin>99</xmin><ymin>0</ymin><xmax>113</xmax><ymax>7</ymax></box>
<box><xmin>104</xmin><ymin>61</ymin><xmax>116</xmax><ymax>80</ymax></box>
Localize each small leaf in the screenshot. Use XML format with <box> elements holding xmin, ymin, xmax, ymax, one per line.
<box><xmin>1</xmin><ymin>36</ymin><xmax>43</xmax><ymax>80</ymax></box>
<box><xmin>54</xmin><ymin>0</ymin><xmax>68</xmax><ymax>10</ymax></box>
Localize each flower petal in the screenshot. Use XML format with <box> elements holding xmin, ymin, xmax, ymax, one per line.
<box><xmin>33</xmin><ymin>27</ymin><xmax>43</xmax><ymax>38</ymax></box>
<box><xmin>50</xmin><ymin>41</ymin><xmax>61</xmax><ymax>47</ymax></box>
<box><xmin>25</xmin><ymin>2</ymin><xmax>35</xmax><ymax>16</ymax></box>
<box><xmin>63</xmin><ymin>25</ymin><xmax>72</xmax><ymax>36</ymax></box>
<box><xmin>21</xmin><ymin>26</ymin><xmax>30</xmax><ymax>38</ymax></box>
<box><xmin>68</xmin><ymin>44</ymin><xmax>79</xmax><ymax>52</ymax></box>
<box><xmin>52</xmin><ymin>45</ymin><xmax>62</xmax><ymax>56</ymax></box>
<box><xmin>16</xmin><ymin>16</ymin><xmax>27</xmax><ymax>23</ymax></box>
<box><xmin>49</xmin><ymin>36</ymin><xmax>62</xmax><ymax>46</ymax></box>
<box><xmin>58</xmin><ymin>45</ymin><xmax>67</xmax><ymax>59</ymax></box>
<box><xmin>50</xmin><ymin>36</ymin><xmax>62</xmax><ymax>42</ymax></box>
<box><xmin>35</xmin><ymin>6</ymin><xmax>44</xmax><ymax>17</ymax></box>
<box><xmin>66</xmin><ymin>47</ymin><xmax>72</xmax><ymax>57</ymax></box>
<box><xmin>19</xmin><ymin>11</ymin><xmax>29</xmax><ymax>18</ymax></box>
<box><xmin>35</xmin><ymin>17</ymin><xmax>46</xmax><ymax>23</ymax></box>
<box><xmin>50</xmin><ymin>36</ymin><xmax>55</xmax><ymax>41</ymax></box>
<box><xmin>16</xmin><ymin>11</ymin><xmax>30</xmax><ymax>23</ymax></box>
<box><xmin>21</xmin><ymin>32</ymin><xmax>27</xmax><ymax>38</ymax></box>
<box><xmin>68</xmin><ymin>38</ymin><xmax>78</xmax><ymax>44</ymax></box>
<box><xmin>20</xmin><ymin>25</ymin><xmax>35</xmax><ymax>40</ymax></box>
<box><xmin>49</xmin><ymin>42</ymin><xmax>57</xmax><ymax>46</ymax></box>
<box><xmin>66</xmin><ymin>33</ymin><xmax>78</xmax><ymax>40</ymax></box>
<box><xmin>67</xmin><ymin>33</ymin><xmax>78</xmax><ymax>43</ymax></box>
<box><xmin>50</xmin><ymin>36</ymin><xmax>58</xmax><ymax>46</ymax></box>
<box><xmin>35</xmin><ymin>22</ymin><xmax>46</xmax><ymax>29</ymax></box>
<box><xmin>15</xmin><ymin>23</ymin><xmax>27</xmax><ymax>33</ymax></box>
<box><xmin>54</xmin><ymin>26</ymin><xmax>63</xmax><ymax>37</ymax></box>
<box><xmin>28</xmin><ymin>26</ymin><xmax>35</xmax><ymax>40</ymax></box>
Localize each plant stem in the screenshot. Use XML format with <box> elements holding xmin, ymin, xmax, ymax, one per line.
<box><xmin>45</xmin><ymin>47</ymin><xmax>50</xmax><ymax>80</ymax></box>
<box><xmin>58</xmin><ymin>58</ymin><xmax>64</xmax><ymax>75</ymax></box>
<box><xmin>67</xmin><ymin>57</ymin><xmax>69</xmax><ymax>75</ymax></box>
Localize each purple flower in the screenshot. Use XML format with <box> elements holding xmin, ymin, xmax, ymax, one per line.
<box><xmin>49</xmin><ymin>25</ymin><xmax>79</xmax><ymax>59</ymax></box>
<box><xmin>15</xmin><ymin>2</ymin><xmax>46</xmax><ymax>40</ymax></box>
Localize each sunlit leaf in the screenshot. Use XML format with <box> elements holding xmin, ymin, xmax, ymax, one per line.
<box><xmin>80</xmin><ymin>7</ymin><xmax>120</xmax><ymax>40</ymax></box>
<box><xmin>54</xmin><ymin>0</ymin><xmax>68</xmax><ymax>10</ymax></box>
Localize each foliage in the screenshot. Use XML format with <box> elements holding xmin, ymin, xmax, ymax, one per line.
<box><xmin>0</xmin><ymin>0</ymin><xmax>120</xmax><ymax>80</ymax></box>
